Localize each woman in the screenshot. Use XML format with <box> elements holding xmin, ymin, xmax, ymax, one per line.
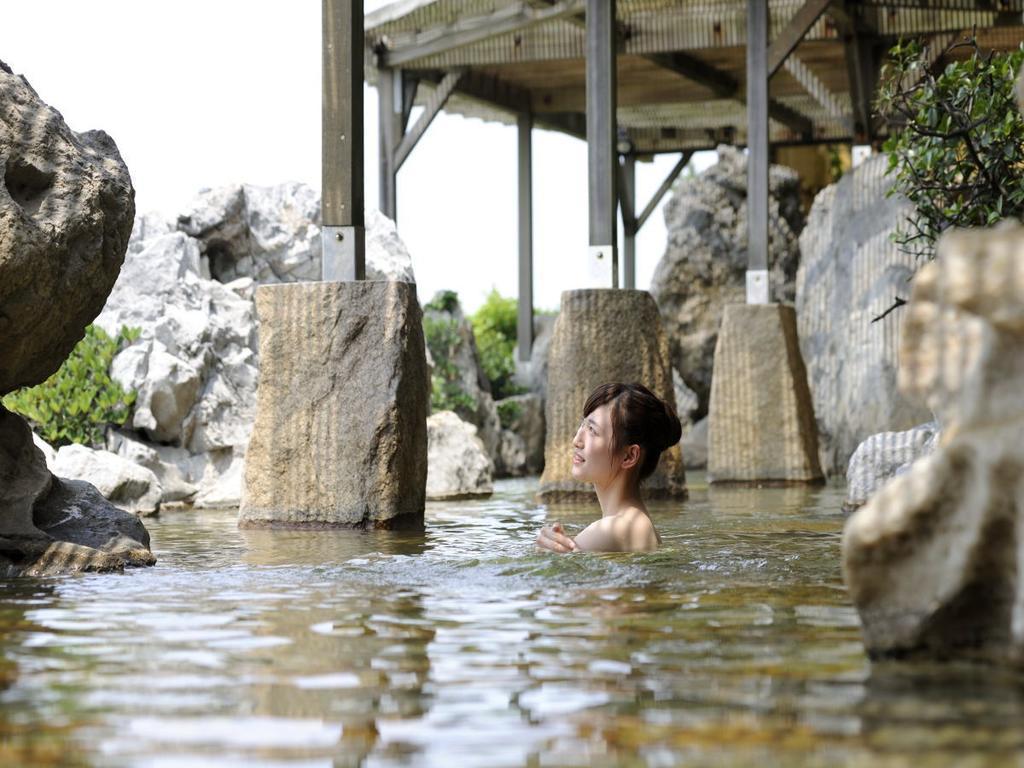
<box><xmin>536</xmin><ymin>382</ymin><xmax>682</xmax><ymax>554</ymax></box>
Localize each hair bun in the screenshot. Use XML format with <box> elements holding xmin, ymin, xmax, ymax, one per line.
<box><xmin>657</xmin><ymin>399</ymin><xmax>683</xmax><ymax>452</ymax></box>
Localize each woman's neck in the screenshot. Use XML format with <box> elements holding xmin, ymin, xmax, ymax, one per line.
<box><xmin>594</xmin><ymin>475</ymin><xmax>644</xmax><ymax>518</ymax></box>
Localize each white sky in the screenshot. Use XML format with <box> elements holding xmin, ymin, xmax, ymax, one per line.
<box><xmin>2</xmin><ymin>0</ymin><xmax>715</xmax><ymax>312</ymax></box>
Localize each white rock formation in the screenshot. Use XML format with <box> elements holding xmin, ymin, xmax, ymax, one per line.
<box><xmin>843</xmin><ymin>421</ymin><xmax>939</xmax><ymax>510</ymax></box>
<box><xmin>51</xmin><ymin>444</ymin><xmax>162</xmax><ymax>516</ymax></box>
<box><xmin>426</xmin><ymin>411</ymin><xmax>494</xmax><ymax>500</ymax></box>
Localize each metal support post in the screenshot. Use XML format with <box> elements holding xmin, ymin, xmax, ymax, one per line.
<box><xmin>586</xmin><ymin>0</ymin><xmax>617</xmax><ymax>288</ymax></box>
<box><xmin>619</xmin><ymin>154</ymin><xmax>636</xmax><ymax>289</ymax></box>
<box><xmin>322</xmin><ymin>0</ymin><xmax>365</xmax><ymax>281</ymax></box>
<box><xmin>517</xmin><ymin>112</ymin><xmax>534</xmax><ymax>362</ymax></box>
<box><xmin>377</xmin><ymin>66</ymin><xmax>401</xmax><ymax>222</ymax></box>
<box><xmin>746</xmin><ymin>0</ymin><xmax>770</xmax><ymax>304</ymax></box>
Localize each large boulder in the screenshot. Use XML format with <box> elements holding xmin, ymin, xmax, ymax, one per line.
<box><xmin>426</xmin><ymin>411</ymin><xmax>493</xmax><ymax>500</ymax></box>
<box><xmin>494</xmin><ymin>393</ymin><xmax>545</xmax><ymax>477</ymax></box>
<box><xmin>239</xmin><ymin>281</ymin><xmax>428</xmax><ymax>528</ymax></box>
<box><xmin>539</xmin><ymin>289</ymin><xmax>687</xmax><ymax>502</ymax></box>
<box><xmin>50</xmin><ymin>444</ymin><xmax>162</xmax><ymax>516</ymax></box>
<box><xmin>650</xmin><ymin>145</ymin><xmax>804</xmax><ymax>417</ymax></box>
<box><xmin>0</xmin><ymin>407</ymin><xmax>154</xmax><ymax>575</ymax></box>
<box><xmin>0</xmin><ymin>60</ymin><xmax>135</xmax><ymax>395</ymax></box>
<box><xmin>843</xmin><ymin>421</ymin><xmax>939</xmax><ymax>511</ymax></box>
<box><xmin>797</xmin><ymin>153</ymin><xmax>932</xmax><ymax>475</ymax></box>
<box><xmin>843</xmin><ymin>223</ymin><xmax>1024</xmax><ymax>662</ymax></box>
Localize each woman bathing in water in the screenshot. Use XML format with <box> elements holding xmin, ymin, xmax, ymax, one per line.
<box><xmin>536</xmin><ymin>382</ymin><xmax>682</xmax><ymax>554</ymax></box>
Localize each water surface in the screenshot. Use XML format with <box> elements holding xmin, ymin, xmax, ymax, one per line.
<box><xmin>0</xmin><ymin>475</ymin><xmax>1022</xmax><ymax>767</ymax></box>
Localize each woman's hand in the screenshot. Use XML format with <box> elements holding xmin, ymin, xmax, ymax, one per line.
<box><xmin>536</xmin><ymin>522</ymin><xmax>578</xmax><ymax>554</ymax></box>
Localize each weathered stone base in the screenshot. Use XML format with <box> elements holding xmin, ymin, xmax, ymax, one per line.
<box><xmin>239</xmin><ymin>281</ymin><xmax>428</xmax><ymax>529</ymax></box>
<box><xmin>708</xmin><ymin>304</ymin><xmax>823</xmax><ymax>484</ymax></box>
<box><xmin>538</xmin><ymin>289</ymin><xmax>687</xmax><ymax>503</ymax></box>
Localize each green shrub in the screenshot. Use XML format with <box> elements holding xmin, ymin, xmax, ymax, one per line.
<box><xmin>471</xmin><ymin>289</ymin><xmax>526</xmax><ymax>401</ymax></box>
<box><xmin>496</xmin><ymin>399</ymin><xmax>522</xmax><ymax>429</ymax></box>
<box><xmin>425</xmin><ymin>290</ymin><xmax>460</xmax><ymax>313</ymax></box>
<box><xmin>423</xmin><ymin>313</ymin><xmax>476</xmax><ymax>416</ymax></box>
<box><xmin>2</xmin><ymin>325</ymin><xmax>140</xmax><ymax>448</ymax></box>
<box><xmin>878</xmin><ymin>37</ymin><xmax>1024</xmax><ymax>261</ymax></box>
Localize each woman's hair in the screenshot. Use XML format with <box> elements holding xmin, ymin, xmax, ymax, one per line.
<box><xmin>582</xmin><ymin>382</ymin><xmax>682</xmax><ymax>481</ymax></box>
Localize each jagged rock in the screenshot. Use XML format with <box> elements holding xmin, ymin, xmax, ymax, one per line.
<box><xmin>0</xmin><ymin>407</ymin><xmax>154</xmax><ymax>575</ymax></box>
<box><xmin>240</xmin><ymin>281</ymin><xmax>428</xmax><ymax>528</ymax></box>
<box><xmin>494</xmin><ymin>393</ymin><xmax>544</xmax><ymax>477</ymax></box>
<box><xmin>673</xmin><ymin>368</ymin><xmax>699</xmax><ymax>430</ymax></box>
<box><xmin>844</xmin><ymin>422</ymin><xmax>939</xmax><ymax>511</ymax></box>
<box><xmin>539</xmin><ymin>289</ymin><xmax>687</xmax><ymax>501</ymax></box>
<box><xmin>107</xmin><ymin>430</ymin><xmax>197</xmax><ymax>504</ymax></box>
<box><xmin>423</xmin><ymin>293</ymin><xmax>501</xmax><ymax>458</ymax></box>
<box><xmin>650</xmin><ymin>145</ymin><xmax>804</xmax><ymax>417</ymax></box>
<box><xmin>0</xmin><ymin>61</ymin><xmax>135</xmax><ymax>395</ymax></box>
<box><xmin>797</xmin><ymin>153</ymin><xmax>932</xmax><ymax>475</ymax></box>
<box><xmin>514</xmin><ymin>313</ymin><xmax>557</xmax><ymax>399</ymax></box>
<box><xmin>175</xmin><ymin>183</ymin><xmax>415</xmax><ymax>284</ymax></box>
<box><xmin>51</xmin><ymin>444</ymin><xmax>161</xmax><ymax>516</ymax></box>
<box><xmin>193</xmin><ymin>447</ymin><xmax>244</xmax><ymax>509</ymax></box>
<box><xmin>111</xmin><ymin>340</ymin><xmax>202</xmax><ymax>443</ymax></box>
<box><xmin>843</xmin><ymin>222</ymin><xmax>1024</xmax><ymax>662</ymax></box>
<box><xmin>682</xmin><ymin>416</ymin><xmax>708</xmax><ymax>470</ymax></box>
<box><xmin>427</xmin><ymin>411</ymin><xmax>494</xmax><ymax>500</ymax></box>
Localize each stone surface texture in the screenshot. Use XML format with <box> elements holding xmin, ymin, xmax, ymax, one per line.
<box><xmin>843</xmin><ymin>223</ymin><xmax>1024</xmax><ymax>661</ymax></box>
<box><xmin>0</xmin><ymin>61</ymin><xmax>135</xmax><ymax>395</ymax></box>
<box><xmin>495</xmin><ymin>393</ymin><xmax>545</xmax><ymax>477</ymax></box>
<box><xmin>708</xmin><ymin>304</ymin><xmax>823</xmax><ymax>483</ymax></box>
<box><xmin>797</xmin><ymin>153</ymin><xmax>932</xmax><ymax>475</ymax></box>
<box><xmin>844</xmin><ymin>421</ymin><xmax>939</xmax><ymax>510</ymax></box>
<box><xmin>51</xmin><ymin>443</ymin><xmax>162</xmax><ymax>516</ymax></box>
<box><xmin>539</xmin><ymin>290</ymin><xmax>686</xmax><ymax>502</ymax></box>
<box><xmin>99</xmin><ymin>188</ymin><xmax>415</xmax><ymax>508</ymax></box>
<box><xmin>681</xmin><ymin>416</ymin><xmax>709</xmax><ymax>470</ymax></box>
<box><xmin>0</xmin><ymin>407</ymin><xmax>154</xmax><ymax>575</ymax></box>
<box><xmin>426</xmin><ymin>411</ymin><xmax>494</xmax><ymax>500</ymax></box>
<box><xmin>650</xmin><ymin>145</ymin><xmax>804</xmax><ymax>417</ymax></box>
<box><xmin>239</xmin><ymin>281</ymin><xmax>428</xmax><ymax>528</ymax></box>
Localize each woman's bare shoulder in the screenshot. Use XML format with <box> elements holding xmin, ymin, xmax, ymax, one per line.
<box><xmin>574</xmin><ymin>508</ymin><xmax>659</xmax><ymax>552</ymax></box>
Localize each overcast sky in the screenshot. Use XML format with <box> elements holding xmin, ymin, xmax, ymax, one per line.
<box><xmin>2</xmin><ymin>0</ymin><xmax>714</xmax><ymax>312</ymax></box>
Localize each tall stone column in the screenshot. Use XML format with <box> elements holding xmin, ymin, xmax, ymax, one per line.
<box><xmin>239</xmin><ymin>281</ymin><xmax>428</xmax><ymax>528</ymax></box>
<box><xmin>538</xmin><ymin>289</ymin><xmax>687</xmax><ymax>503</ymax></box>
<box><xmin>708</xmin><ymin>304</ymin><xmax>822</xmax><ymax>483</ymax></box>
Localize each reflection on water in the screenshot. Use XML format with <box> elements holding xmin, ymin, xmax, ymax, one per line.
<box><xmin>0</xmin><ymin>475</ymin><xmax>1020</xmax><ymax>766</ymax></box>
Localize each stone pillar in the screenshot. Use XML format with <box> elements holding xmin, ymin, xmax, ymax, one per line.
<box><xmin>538</xmin><ymin>289</ymin><xmax>687</xmax><ymax>502</ymax></box>
<box><xmin>239</xmin><ymin>281</ymin><xmax>428</xmax><ymax>528</ymax></box>
<box><xmin>708</xmin><ymin>304</ymin><xmax>822</xmax><ymax>483</ymax></box>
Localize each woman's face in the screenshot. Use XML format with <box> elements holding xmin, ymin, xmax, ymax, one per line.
<box><xmin>571</xmin><ymin>403</ymin><xmax>617</xmax><ymax>485</ymax></box>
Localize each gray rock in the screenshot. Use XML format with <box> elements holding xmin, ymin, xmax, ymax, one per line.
<box><xmin>513</xmin><ymin>313</ymin><xmax>557</xmax><ymax>399</ymax></box>
<box><xmin>495</xmin><ymin>393</ymin><xmax>545</xmax><ymax>477</ymax></box>
<box><xmin>681</xmin><ymin>416</ymin><xmax>708</xmax><ymax>470</ymax></box>
<box><xmin>672</xmin><ymin>368</ymin><xmax>699</xmax><ymax>429</ymax></box>
<box><xmin>844</xmin><ymin>421</ymin><xmax>939</xmax><ymax>510</ymax></box>
<box><xmin>107</xmin><ymin>430</ymin><xmax>198</xmax><ymax>504</ymax></box>
<box><xmin>0</xmin><ymin>61</ymin><xmax>135</xmax><ymax>394</ymax></box>
<box><xmin>0</xmin><ymin>407</ymin><xmax>154</xmax><ymax>575</ymax></box>
<box><xmin>52</xmin><ymin>444</ymin><xmax>162</xmax><ymax>516</ymax></box>
<box><xmin>426</xmin><ymin>411</ymin><xmax>494</xmax><ymax>500</ymax></box>
<box><xmin>240</xmin><ymin>281</ymin><xmax>428</xmax><ymax>528</ymax></box>
<box><xmin>650</xmin><ymin>145</ymin><xmax>804</xmax><ymax>417</ymax></box>
<box><xmin>539</xmin><ymin>289</ymin><xmax>686</xmax><ymax>502</ymax></box>
<box><xmin>176</xmin><ymin>183</ymin><xmax>415</xmax><ymax>284</ymax></box>
<box><xmin>797</xmin><ymin>153</ymin><xmax>932</xmax><ymax>475</ymax></box>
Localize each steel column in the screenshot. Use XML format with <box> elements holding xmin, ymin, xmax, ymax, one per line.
<box><xmin>586</xmin><ymin>0</ymin><xmax>617</xmax><ymax>287</ymax></box>
<box><xmin>322</xmin><ymin>0</ymin><xmax>365</xmax><ymax>280</ymax></box>
<box><xmin>517</xmin><ymin>112</ymin><xmax>534</xmax><ymax>362</ymax></box>
<box><xmin>620</xmin><ymin>155</ymin><xmax>636</xmax><ymax>289</ymax></box>
<box><xmin>746</xmin><ymin>0</ymin><xmax>769</xmax><ymax>304</ymax></box>
<box><xmin>377</xmin><ymin>67</ymin><xmax>401</xmax><ymax>221</ymax></box>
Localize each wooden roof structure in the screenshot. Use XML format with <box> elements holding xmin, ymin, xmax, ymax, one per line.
<box><xmin>366</xmin><ymin>0</ymin><xmax>1024</xmax><ymax>154</ymax></box>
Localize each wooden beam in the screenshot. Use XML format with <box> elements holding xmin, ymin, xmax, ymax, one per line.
<box><xmin>767</xmin><ymin>0</ymin><xmax>833</xmax><ymax>78</ymax></box>
<box><xmin>747</xmin><ymin>0</ymin><xmax>769</xmax><ymax>300</ymax></box>
<box><xmin>645</xmin><ymin>52</ymin><xmax>739</xmax><ymax>99</ymax></box>
<box><xmin>394</xmin><ymin>69</ymin><xmax>464</xmax><ymax>171</ymax></box>
<box><xmin>380</xmin><ymin>0</ymin><xmax>585</xmax><ymax>67</ymax></box>
<box><xmin>377</xmin><ymin>67</ymin><xmax>400</xmax><ymax>220</ymax></box>
<box><xmin>517</xmin><ymin>112</ymin><xmax>534</xmax><ymax>362</ymax></box>
<box><xmin>587</xmin><ymin>0</ymin><xmax>618</xmax><ymax>286</ymax></box>
<box><xmin>618</xmin><ymin>154</ymin><xmax>637</xmax><ymax>289</ymax></box>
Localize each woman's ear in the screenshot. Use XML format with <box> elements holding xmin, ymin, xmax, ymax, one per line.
<box><xmin>621</xmin><ymin>444</ymin><xmax>641</xmax><ymax>470</ymax></box>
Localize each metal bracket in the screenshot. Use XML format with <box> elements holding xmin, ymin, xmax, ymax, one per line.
<box><xmin>322</xmin><ymin>225</ymin><xmax>366</xmax><ymax>282</ymax></box>
<box><xmin>745</xmin><ymin>269</ymin><xmax>770</xmax><ymax>304</ymax></box>
<box><xmin>585</xmin><ymin>244</ymin><xmax>617</xmax><ymax>288</ymax></box>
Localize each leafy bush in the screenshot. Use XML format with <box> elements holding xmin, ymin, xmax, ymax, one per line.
<box><xmin>425</xmin><ymin>290</ymin><xmax>460</xmax><ymax>313</ymax></box>
<box><xmin>2</xmin><ymin>325</ymin><xmax>140</xmax><ymax>448</ymax></box>
<box><xmin>471</xmin><ymin>289</ymin><xmax>526</xmax><ymax>401</ymax></box>
<box><xmin>423</xmin><ymin>314</ymin><xmax>476</xmax><ymax>416</ymax></box>
<box><xmin>878</xmin><ymin>37</ymin><xmax>1024</xmax><ymax>261</ymax></box>
<box><xmin>496</xmin><ymin>398</ymin><xmax>522</xmax><ymax>429</ymax></box>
